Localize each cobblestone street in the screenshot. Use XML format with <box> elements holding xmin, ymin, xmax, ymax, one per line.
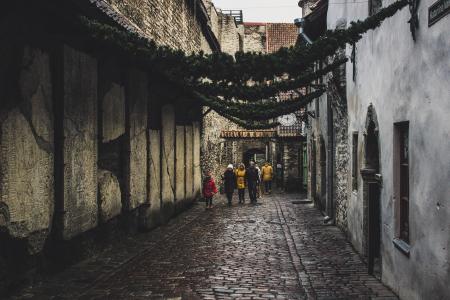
<box><xmin>12</xmin><ymin>194</ymin><xmax>397</xmax><ymax>300</ymax></box>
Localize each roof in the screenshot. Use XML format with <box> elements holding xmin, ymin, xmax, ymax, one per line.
<box><xmin>266</xmin><ymin>23</ymin><xmax>298</xmax><ymax>53</ymax></box>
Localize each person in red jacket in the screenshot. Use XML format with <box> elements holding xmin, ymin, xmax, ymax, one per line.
<box><xmin>202</xmin><ymin>170</ymin><xmax>218</xmax><ymax>209</ymax></box>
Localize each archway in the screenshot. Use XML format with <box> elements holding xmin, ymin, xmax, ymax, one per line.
<box><xmin>360</xmin><ymin>104</ymin><xmax>382</xmax><ymax>276</ymax></box>
<box><xmin>243</xmin><ymin>148</ymin><xmax>266</xmax><ymax>167</ymax></box>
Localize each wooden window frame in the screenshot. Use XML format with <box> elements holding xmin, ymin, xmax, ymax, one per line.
<box><xmin>394</xmin><ymin>121</ymin><xmax>410</xmax><ymax>246</ymax></box>
<box><xmin>352</xmin><ymin>132</ymin><xmax>359</xmax><ymax>191</ymax></box>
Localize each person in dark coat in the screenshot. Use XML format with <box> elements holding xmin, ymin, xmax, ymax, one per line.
<box><xmin>223</xmin><ymin>164</ymin><xmax>237</xmax><ymax>206</ymax></box>
<box><xmin>246</xmin><ymin>161</ymin><xmax>260</xmax><ymax>204</ymax></box>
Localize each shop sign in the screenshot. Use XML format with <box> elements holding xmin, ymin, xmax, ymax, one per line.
<box><xmin>429</xmin><ymin>0</ymin><xmax>450</xmax><ymax>26</ymax></box>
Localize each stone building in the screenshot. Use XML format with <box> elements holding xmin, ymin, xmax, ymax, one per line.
<box><xmin>0</xmin><ymin>0</ymin><xmax>220</xmax><ymax>292</ymax></box>
<box><xmin>301</xmin><ymin>0</ymin><xmax>450</xmax><ymax>298</ymax></box>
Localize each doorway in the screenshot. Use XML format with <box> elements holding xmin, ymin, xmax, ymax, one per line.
<box><xmin>361</xmin><ymin>105</ymin><xmax>382</xmax><ymax>277</ymax></box>
<box><xmin>243</xmin><ymin>148</ymin><xmax>265</xmax><ymax>167</ymax></box>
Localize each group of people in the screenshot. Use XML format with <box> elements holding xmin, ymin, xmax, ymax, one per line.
<box><xmin>202</xmin><ymin>161</ymin><xmax>274</xmax><ymax>209</ymax></box>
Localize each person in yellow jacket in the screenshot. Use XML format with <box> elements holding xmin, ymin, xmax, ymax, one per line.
<box><xmin>261</xmin><ymin>162</ymin><xmax>273</xmax><ymax>194</ymax></box>
<box><xmin>235</xmin><ymin>163</ymin><xmax>246</xmax><ymax>203</ymax></box>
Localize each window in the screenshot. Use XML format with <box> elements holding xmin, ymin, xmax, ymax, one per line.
<box><xmin>352</xmin><ymin>132</ymin><xmax>358</xmax><ymax>191</ymax></box>
<box><xmin>395</xmin><ymin>122</ymin><xmax>410</xmax><ymax>243</ymax></box>
<box><xmin>369</xmin><ymin>0</ymin><xmax>382</xmax><ymax>15</ymax></box>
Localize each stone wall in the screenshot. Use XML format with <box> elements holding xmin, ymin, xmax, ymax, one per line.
<box><xmin>220</xmin><ymin>15</ymin><xmax>241</xmax><ymax>55</ymax></box>
<box><xmin>61</xmin><ymin>45</ymin><xmax>99</xmax><ymax>240</ymax></box>
<box><xmin>126</xmin><ymin>69</ymin><xmax>149</xmax><ymax>211</ymax></box>
<box><xmin>161</xmin><ymin>104</ymin><xmax>176</xmax><ymax>218</ymax></box>
<box><xmin>0</xmin><ymin>46</ymin><xmax>54</xmax><ymax>253</ymax></box>
<box><xmin>175</xmin><ymin>125</ymin><xmax>186</xmax><ymax>204</ymax></box>
<box><xmin>98</xmin><ymin>55</ymin><xmax>125</xmax><ymax>223</ymax></box>
<box><xmin>185</xmin><ymin>126</ymin><xmax>194</xmax><ymax>200</ymax></box>
<box><xmin>105</xmin><ymin>0</ymin><xmax>204</xmax><ymax>53</ymax></box>
<box><xmin>193</xmin><ymin>121</ymin><xmax>202</xmax><ymax>197</ymax></box>
<box><xmin>243</xmin><ymin>24</ymin><xmax>267</xmax><ymax>53</ymax></box>
<box><xmin>0</xmin><ymin>0</ymin><xmax>211</xmax><ymax>289</ymax></box>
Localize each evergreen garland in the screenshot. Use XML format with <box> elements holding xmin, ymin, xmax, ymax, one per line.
<box><xmin>195</xmin><ymin>89</ymin><xmax>326</xmax><ymax>121</ymax></box>
<box><xmin>74</xmin><ymin>0</ymin><xmax>409</xmax><ymax>125</ymax></box>
<box><xmin>196</xmin><ymin>58</ymin><xmax>347</xmax><ymax>101</ymax></box>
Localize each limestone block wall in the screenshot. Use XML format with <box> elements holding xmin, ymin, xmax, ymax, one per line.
<box><xmin>98</xmin><ymin>170</ymin><xmax>122</xmax><ymax>223</ymax></box>
<box><xmin>0</xmin><ymin>46</ymin><xmax>54</xmax><ymax>253</ymax></box>
<box><xmin>185</xmin><ymin>125</ymin><xmax>194</xmax><ymax>200</ymax></box>
<box><xmin>98</xmin><ymin>56</ymin><xmax>125</xmax><ymax>222</ymax></box>
<box><xmin>61</xmin><ymin>45</ymin><xmax>98</xmax><ymax>240</ymax></box>
<box><xmin>175</xmin><ymin>125</ymin><xmax>186</xmax><ymax>204</ymax></box>
<box><xmin>220</xmin><ymin>15</ymin><xmax>241</xmax><ymax>55</ymax></box>
<box><xmin>105</xmin><ymin>0</ymin><xmax>204</xmax><ymax>53</ymax></box>
<box><xmin>161</xmin><ymin>104</ymin><xmax>176</xmax><ymax>216</ymax></box>
<box><xmin>144</xmin><ymin>129</ymin><xmax>161</xmax><ymax>228</ymax></box>
<box><xmin>243</xmin><ymin>24</ymin><xmax>267</xmax><ymax>53</ymax></box>
<box><xmin>126</xmin><ymin>69</ymin><xmax>149</xmax><ymax>210</ymax></box>
<box><xmin>193</xmin><ymin>121</ymin><xmax>202</xmax><ymax>196</ymax></box>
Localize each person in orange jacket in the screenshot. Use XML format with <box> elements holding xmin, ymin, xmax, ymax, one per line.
<box><xmin>235</xmin><ymin>163</ymin><xmax>247</xmax><ymax>204</ymax></box>
<box><xmin>261</xmin><ymin>162</ymin><xmax>274</xmax><ymax>194</ymax></box>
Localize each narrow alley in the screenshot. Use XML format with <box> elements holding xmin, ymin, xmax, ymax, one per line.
<box><xmin>11</xmin><ymin>194</ymin><xmax>396</xmax><ymax>300</ymax></box>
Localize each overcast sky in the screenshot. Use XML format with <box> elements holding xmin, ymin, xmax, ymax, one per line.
<box><xmin>211</xmin><ymin>0</ymin><xmax>301</xmax><ymax>23</ymax></box>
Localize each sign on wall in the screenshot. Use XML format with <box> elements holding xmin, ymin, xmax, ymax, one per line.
<box><xmin>429</xmin><ymin>0</ymin><xmax>450</xmax><ymax>26</ymax></box>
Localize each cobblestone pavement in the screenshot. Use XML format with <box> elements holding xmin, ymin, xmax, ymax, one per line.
<box><xmin>11</xmin><ymin>194</ymin><xmax>397</xmax><ymax>300</ymax></box>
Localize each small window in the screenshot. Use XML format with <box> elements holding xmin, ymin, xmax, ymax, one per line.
<box><xmin>369</xmin><ymin>0</ymin><xmax>382</xmax><ymax>16</ymax></box>
<box><xmin>395</xmin><ymin>122</ymin><xmax>410</xmax><ymax>243</ymax></box>
<box><xmin>352</xmin><ymin>132</ymin><xmax>358</xmax><ymax>191</ymax></box>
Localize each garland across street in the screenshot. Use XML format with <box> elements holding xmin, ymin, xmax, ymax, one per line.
<box><xmin>78</xmin><ymin>0</ymin><xmax>408</xmax><ymax>129</ymax></box>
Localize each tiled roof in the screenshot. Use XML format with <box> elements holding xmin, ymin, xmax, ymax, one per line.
<box><xmin>266</xmin><ymin>23</ymin><xmax>298</xmax><ymax>53</ymax></box>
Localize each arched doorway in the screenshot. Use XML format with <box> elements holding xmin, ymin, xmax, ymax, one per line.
<box><xmin>360</xmin><ymin>104</ymin><xmax>382</xmax><ymax>276</ymax></box>
<box><xmin>243</xmin><ymin>148</ymin><xmax>265</xmax><ymax>167</ymax></box>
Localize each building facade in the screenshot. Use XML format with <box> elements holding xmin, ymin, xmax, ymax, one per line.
<box><xmin>302</xmin><ymin>0</ymin><xmax>450</xmax><ymax>298</ymax></box>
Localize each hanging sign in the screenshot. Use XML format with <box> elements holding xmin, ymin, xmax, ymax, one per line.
<box><xmin>429</xmin><ymin>0</ymin><xmax>450</xmax><ymax>26</ymax></box>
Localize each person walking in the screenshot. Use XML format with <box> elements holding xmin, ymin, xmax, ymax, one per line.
<box><xmin>235</xmin><ymin>163</ymin><xmax>246</xmax><ymax>204</ymax></box>
<box><xmin>246</xmin><ymin>161</ymin><xmax>260</xmax><ymax>204</ymax></box>
<box><xmin>255</xmin><ymin>163</ymin><xmax>262</xmax><ymax>199</ymax></box>
<box><xmin>223</xmin><ymin>164</ymin><xmax>236</xmax><ymax>206</ymax></box>
<box><xmin>261</xmin><ymin>162</ymin><xmax>274</xmax><ymax>194</ymax></box>
<box><xmin>202</xmin><ymin>170</ymin><xmax>218</xmax><ymax>209</ymax></box>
